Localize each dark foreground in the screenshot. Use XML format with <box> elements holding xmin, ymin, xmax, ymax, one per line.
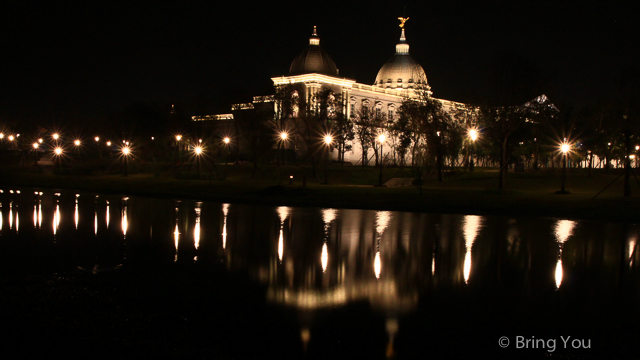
<box><xmin>2</xmin><ymin>254</ymin><xmax>639</xmax><ymax>359</ymax></box>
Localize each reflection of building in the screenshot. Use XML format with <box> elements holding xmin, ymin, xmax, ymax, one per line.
<box><xmin>194</xmin><ymin>20</ymin><xmax>465</xmax><ymax>164</ymax></box>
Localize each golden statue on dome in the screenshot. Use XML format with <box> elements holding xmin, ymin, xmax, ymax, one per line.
<box><xmin>398</xmin><ymin>17</ymin><xmax>409</xmax><ymax>28</ymax></box>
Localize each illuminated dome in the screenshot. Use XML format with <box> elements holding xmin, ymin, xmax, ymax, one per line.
<box><xmin>374</xmin><ymin>28</ymin><xmax>429</xmax><ymax>90</ymax></box>
<box><xmin>290</xmin><ymin>26</ymin><xmax>338</xmax><ymax>76</ymax></box>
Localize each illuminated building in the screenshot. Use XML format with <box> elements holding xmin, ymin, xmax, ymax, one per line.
<box><xmin>194</xmin><ymin>19</ymin><xmax>465</xmax><ymax>164</ymax></box>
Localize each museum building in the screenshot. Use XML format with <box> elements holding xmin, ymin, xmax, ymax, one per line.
<box><xmin>194</xmin><ymin>21</ymin><xmax>465</xmax><ymax>165</ymax></box>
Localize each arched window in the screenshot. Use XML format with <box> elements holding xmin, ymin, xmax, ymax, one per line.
<box><xmin>388</xmin><ymin>104</ymin><xmax>396</xmax><ymax>119</ymax></box>
<box><xmin>375</xmin><ymin>102</ymin><xmax>383</xmax><ymax>118</ymax></box>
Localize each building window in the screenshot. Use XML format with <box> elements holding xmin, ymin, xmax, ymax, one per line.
<box><xmin>387</xmin><ymin>79</ymin><xmax>392</xmax><ymax>83</ymax></box>
<box><xmin>292</xmin><ymin>91</ymin><xmax>299</xmax><ymax>117</ymax></box>
<box><xmin>397</xmin><ymin>78</ymin><xmax>402</xmax><ymax>83</ymax></box>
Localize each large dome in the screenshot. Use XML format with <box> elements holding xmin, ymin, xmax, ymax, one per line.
<box><xmin>290</xmin><ymin>26</ymin><xmax>338</xmax><ymax>76</ymax></box>
<box><xmin>374</xmin><ymin>28</ymin><xmax>428</xmax><ymax>90</ymax></box>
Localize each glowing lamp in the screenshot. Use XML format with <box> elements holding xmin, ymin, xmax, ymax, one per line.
<box><xmin>561</xmin><ymin>143</ymin><xmax>570</xmax><ymax>154</ymax></box>
<box><xmin>122</xmin><ymin>147</ymin><xmax>131</xmax><ymax>156</ymax></box>
<box><xmin>378</xmin><ymin>134</ymin><xmax>386</xmax><ymax>143</ymax></box>
<box><xmin>32</xmin><ymin>142</ymin><xmax>39</xmax><ymax>149</ymax></box>
<box><xmin>53</xmin><ymin>133</ymin><xmax>59</xmax><ymax>140</ymax></box>
<box><xmin>280</xmin><ymin>132</ymin><xmax>288</xmax><ymax>140</ymax></box>
<box><xmin>469</xmin><ymin>129</ymin><xmax>478</xmax><ymax>142</ymax></box>
<box><xmin>324</xmin><ymin>135</ymin><xmax>332</xmax><ymax>145</ymax></box>
<box><xmin>223</xmin><ymin>137</ymin><xmax>230</xmax><ymax>144</ymax></box>
<box><xmin>74</xmin><ymin>140</ymin><xmax>81</xmax><ymax>146</ymax></box>
<box><xmin>54</xmin><ymin>147</ymin><xmax>63</xmax><ymax>155</ymax></box>
<box><xmin>175</xmin><ymin>135</ymin><xmax>182</xmax><ymax>141</ymax></box>
<box><xmin>194</xmin><ymin>146</ymin><xmax>203</xmax><ymax>155</ymax></box>
<box><xmin>95</xmin><ymin>137</ymin><xmax>100</xmax><ymax>142</ymax></box>
<box><xmin>8</xmin><ymin>135</ymin><xmax>14</xmax><ymax>141</ymax></box>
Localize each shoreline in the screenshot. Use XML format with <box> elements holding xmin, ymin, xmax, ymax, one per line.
<box><xmin>2</xmin><ymin>167</ymin><xmax>640</xmax><ymax>223</ymax></box>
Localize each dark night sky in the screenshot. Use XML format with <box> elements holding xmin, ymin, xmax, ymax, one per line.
<box><xmin>2</xmin><ymin>0</ymin><xmax>639</xmax><ymax>123</ymax></box>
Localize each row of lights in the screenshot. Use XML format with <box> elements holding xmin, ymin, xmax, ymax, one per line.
<box><xmin>5</xmin><ymin>130</ymin><xmax>640</xmax><ymax>158</ymax></box>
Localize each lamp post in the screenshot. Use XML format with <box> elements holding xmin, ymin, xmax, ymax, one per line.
<box><xmin>223</xmin><ymin>137</ymin><xmax>231</xmax><ymax>165</ymax></box>
<box><xmin>193</xmin><ymin>145</ymin><xmax>203</xmax><ymax>177</ymax></box>
<box><xmin>122</xmin><ymin>146</ymin><xmax>131</xmax><ymax>176</ymax></box>
<box><xmin>280</xmin><ymin>132</ymin><xmax>288</xmax><ymax>165</ymax></box>
<box><xmin>468</xmin><ymin>129</ymin><xmax>478</xmax><ymax>171</ymax></box>
<box><xmin>377</xmin><ymin>134</ymin><xmax>386</xmax><ymax>186</ymax></box>
<box><xmin>324</xmin><ymin>135</ymin><xmax>332</xmax><ymax>185</ymax></box>
<box><xmin>54</xmin><ymin>147</ymin><xmax>63</xmax><ymax>168</ymax></box>
<box><xmin>558</xmin><ymin>142</ymin><xmax>570</xmax><ymax>194</ymax></box>
<box><xmin>175</xmin><ymin>135</ymin><xmax>182</xmax><ymax>167</ymax></box>
<box><xmin>32</xmin><ymin>142</ymin><xmax>39</xmax><ymax>165</ymax></box>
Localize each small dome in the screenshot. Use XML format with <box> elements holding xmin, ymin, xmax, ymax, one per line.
<box><xmin>374</xmin><ymin>28</ymin><xmax>428</xmax><ymax>90</ymax></box>
<box><xmin>290</xmin><ymin>26</ymin><xmax>338</xmax><ymax>76</ymax></box>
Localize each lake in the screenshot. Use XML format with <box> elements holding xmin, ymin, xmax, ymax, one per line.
<box><xmin>1</xmin><ymin>187</ymin><xmax>639</xmax><ymax>359</ymax></box>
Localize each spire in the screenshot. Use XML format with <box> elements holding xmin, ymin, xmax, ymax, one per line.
<box><xmin>396</xmin><ymin>28</ymin><xmax>409</xmax><ymax>54</ymax></box>
<box><xmin>309</xmin><ymin>26</ymin><xmax>320</xmax><ymax>46</ymax></box>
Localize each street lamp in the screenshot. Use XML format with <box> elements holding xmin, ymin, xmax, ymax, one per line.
<box><xmin>223</xmin><ymin>137</ymin><xmax>231</xmax><ymax>165</ymax></box>
<box><xmin>323</xmin><ymin>135</ymin><xmax>333</xmax><ymax>184</ymax></box>
<box><xmin>32</xmin><ymin>142</ymin><xmax>39</xmax><ymax>165</ymax></box>
<box><xmin>377</xmin><ymin>133</ymin><xmax>386</xmax><ymax>186</ymax></box>
<box><xmin>175</xmin><ymin>135</ymin><xmax>182</xmax><ymax>166</ymax></box>
<box><xmin>52</xmin><ymin>133</ymin><xmax>60</xmax><ymax>141</ymax></box>
<box><xmin>193</xmin><ymin>145</ymin><xmax>203</xmax><ymax>177</ymax></box>
<box><xmin>0</xmin><ymin>133</ymin><xmax>4</xmax><ymax>139</ymax></box>
<box><xmin>95</xmin><ymin>136</ymin><xmax>100</xmax><ymax>142</ymax></box>
<box><xmin>280</xmin><ymin>132</ymin><xmax>288</xmax><ymax>164</ymax></box>
<box><xmin>53</xmin><ymin>147</ymin><xmax>63</xmax><ymax>168</ymax></box>
<box><xmin>468</xmin><ymin>128</ymin><xmax>478</xmax><ymax>171</ymax></box>
<box><xmin>558</xmin><ymin>142</ymin><xmax>570</xmax><ymax>194</ymax></box>
<box><xmin>121</xmin><ymin>146</ymin><xmax>131</xmax><ymax>176</ymax></box>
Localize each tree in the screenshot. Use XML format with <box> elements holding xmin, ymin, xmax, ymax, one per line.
<box><xmin>231</xmin><ymin>106</ymin><xmax>274</xmax><ymax>177</ymax></box>
<box><xmin>477</xmin><ymin>52</ymin><xmax>548</xmax><ymax>189</ymax></box>
<box><xmin>399</xmin><ymin>95</ymin><xmax>455</xmax><ymax>182</ymax></box>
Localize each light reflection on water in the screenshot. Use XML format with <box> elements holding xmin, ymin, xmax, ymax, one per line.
<box><xmin>1</xmin><ymin>188</ymin><xmax>639</xmax><ymax>319</ymax></box>
<box><xmin>554</xmin><ymin>220</ymin><xmax>576</xmax><ymax>289</ymax></box>
<box><xmin>463</xmin><ymin>215</ymin><xmax>482</xmax><ymax>284</ymax></box>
